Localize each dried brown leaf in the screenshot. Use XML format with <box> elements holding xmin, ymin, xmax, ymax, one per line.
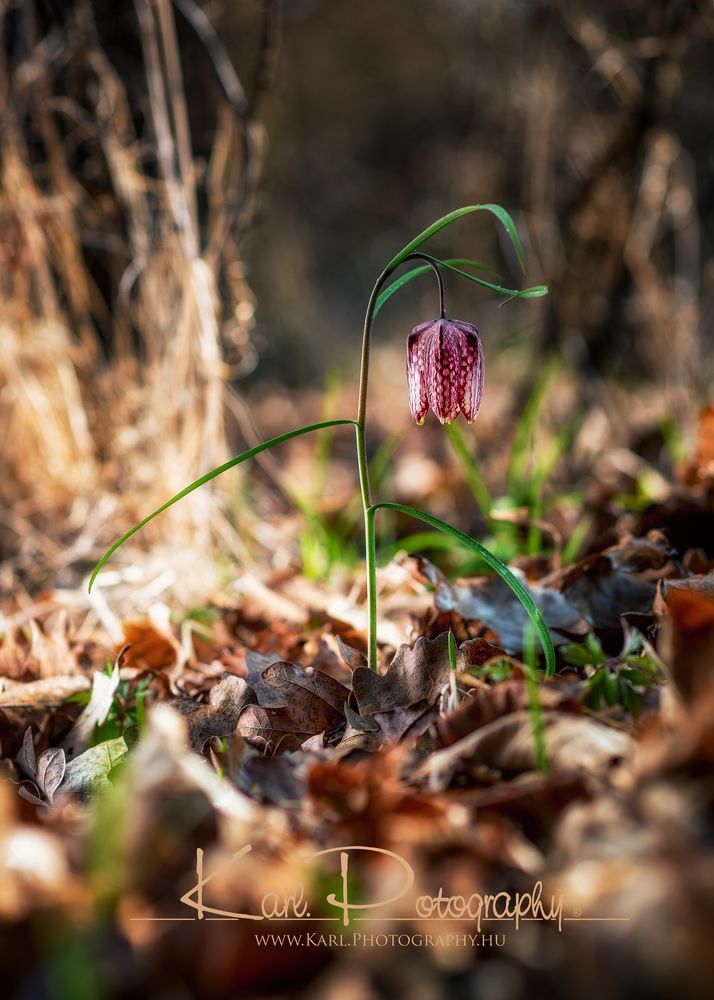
<box><xmin>436</xmin><ymin>677</ymin><xmax>583</xmax><ymax>748</ymax></box>
<box><xmin>172</xmin><ymin>675</ymin><xmax>256</xmax><ymax>751</ymax></box>
<box><xmin>657</xmin><ymin>583</ymin><xmax>714</xmax><ymax>702</ymax></box>
<box><xmin>417</xmin><ymin>710</ymin><xmax>631</xmax><ymax>789</ymax></box>
<box><xmin>352</xmin><ymin>633</ymin><xmax>451</xmax><ymax>717</ymax></box>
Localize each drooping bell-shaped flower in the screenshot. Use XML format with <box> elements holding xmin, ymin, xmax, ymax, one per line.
<box><xmin>406</xmin><ymin>318</ymin><xmax>484</xmax><ymax>425</ymax></box>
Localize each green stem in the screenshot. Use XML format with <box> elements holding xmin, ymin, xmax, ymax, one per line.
<box><xmin>370</xmin><ymin>501</ymin><xmax>556</xmax><ymax>676</ymax></box>
<box><xmin>356</xmin><ymin>264</ymin><xmax>394</xmax><ymax>670</ymax></box>
<box><xmin>365</xmin><ymin>504</ymin><xmax>378</xmax><ymax>670</ymax></box>
<box><xmin>88</xmin><ymin>419</ymin><xmax>358</xmax><ymax>592</ymax></box>
<box><xmin>356</xmin><ymin>254</ymin><xmax>447</xmax><ymax>669</ymax></box>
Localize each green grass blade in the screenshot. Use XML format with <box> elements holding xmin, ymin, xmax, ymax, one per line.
<box><xmin>88</xmin><ymin>419</ymin><xmax>358</xmax><ymax>592</ymax></box>
<box><xmin>386</xmin><ymin>204</ymin><xmax>528</xmax><ymax>274</ymax></box>
<box><xmin>507</xmin><ymin>357</ymin><xmax>561</xmax><ymax>501</ymax></box>
<box><xmin>379</xmin><ymin>530</ymin><xmax>460</xmax><ymax>562</ymax></box>
<box><xmin>444</xmin><ymin>423</ymin><xmax>492</xmax><ymax>518</ymax></box>
<box><xmin>523</xmin><ymin>624</ymin><xmax>549</xmax><ymax>772</ymax></box>
<box><xmin>373</xmin><ymin>501</ymin><xmax>556</xmax><ymax>676</ymax></box>
<box><xmin>448</xmin><ymin>629</ymin><xmax>458</xmax><ymax>673</ymax></box>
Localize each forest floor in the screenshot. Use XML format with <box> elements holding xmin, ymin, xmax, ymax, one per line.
<box><xmin>1</xmin><ymin>402</ymin><xmax>713</xmax><ymax>1000</ymax></box>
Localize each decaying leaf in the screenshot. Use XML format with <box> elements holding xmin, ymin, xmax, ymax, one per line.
<box><xmin>436</xmin><ymin>677</ymin><xmax>582</xmax><ymax>748</ymax></box>
<box><xmin>246</xmin><ymin>659</ymin><xmax>349</xmax><ymax>714</ymax></box>
<box><xmin>171</xmin><ymin>675</ymin><xmax>256</xmax><ymax>751</ymax></box>
<box><xmin>335</xmin><ymin>635</ymin><xmax>367</xmax><ymax>670</ymax></box>
<box><xmin>352</xmin><ymin>633</ymin><xmax>452</xmax><ymax>717</ymax></box>
<box><xmin>557</xmin><ymin>532</ymin><xmax>680</xmax><ymax>642</ymax></box>
<box><xmin>416</xmin><ymin>710</ymin><xmax>631</xmax><ymax>789</ymax></box>
<box><xmin>657</xmin><ymin>583</ymin><xmax>714</xmax><ymax>703</ymax></box>
<box><xmin>423</xmin><ymin>564</ymin><xmax>589</xmax><ymax>652</ymax></box>
<box><xmin>121</xmin><ymin>610</ymin><xmax>180</xmax><ymax>671</ymax></box>
<box><xmin>0</xmin><ymin>612</ymin><xmax>79</xmax><ymax>680</ymax></box>
<box><xmin>62</xmin><ymin>737</ymin><xmax>128</xmax><ymax>796</ymax></box>
<box><xmin>238</xmin><ymin>749</ymin><xmax>311</xmax><ymax>807</ymax></box>
<box><xmin>17</xmin><ymin>743</ymin><xmax>66</xmax><ymax>806</ymax></box>
<box><xmin>238</xmin><ymin>701</ymin><xmax>338</xmax><ymax>754</ymax></box>
<box><xmin>15</xmin><ymin>726</ymin><xmax>127</xmax><ymax>804</ymax></box>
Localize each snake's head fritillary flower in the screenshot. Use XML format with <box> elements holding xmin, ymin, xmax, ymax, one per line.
<box><xmin>406</xmin><ymin>318</ymin><xmax>484</xmax><ymax>425</ymax></box>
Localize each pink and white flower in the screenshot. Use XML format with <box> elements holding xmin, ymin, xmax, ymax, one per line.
<box><xmin>406</xmin><ymin>318</ymin><xmax>484</xmax><ymax>425</ymax></box>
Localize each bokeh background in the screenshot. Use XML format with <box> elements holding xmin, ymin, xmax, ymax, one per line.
<box><xmin>1</xmin><ymin>0</ymin><xmax>712</xmax><ymax>605</ymax></box>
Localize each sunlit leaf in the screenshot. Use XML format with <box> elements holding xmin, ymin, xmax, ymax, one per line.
<box><xmin>376</xmin><ymin>258</ymin><xmax>501</xmax><ymax>317</ymax></box>
<box><xmin>386</xmin><ymin>204</ymin><xmax>528</xmax><ymax>273</ymax></box>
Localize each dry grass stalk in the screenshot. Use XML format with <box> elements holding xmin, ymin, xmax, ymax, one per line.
<box><xmin>0</xmin><ymin>0</ymin><xmax>279</xmax><ymax>608</ymax></box>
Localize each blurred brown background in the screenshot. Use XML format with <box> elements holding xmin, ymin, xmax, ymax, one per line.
<box><xmin>1</xmin><ymin>0</ymin><xmax>712</xmax><ymax>599</ymax></box>
<box><xmin>234</xmin><ymin>0</ymin><xmax>713</xmax><ymax>393</ymax></box>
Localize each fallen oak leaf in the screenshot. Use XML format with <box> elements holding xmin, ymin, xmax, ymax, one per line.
<box><xmin>372</xmin><ymin>700</ymin><xmax>436</xmax><ymax>745</ymax></box>
<box><xmin>120</xmin><ymin>610</ymin><xmax>180</xmax><ymax>671</ymax></box>
<box><xmin>335</xmin><ymin>636</ymin><xmax>367</xmax><ymax>670</ymax></box>
<box><xmin>459</xmin><ymin>637</ymin><xmax>508</xmax><ymax>666</ymax></box>
<box><xmin>346</xmin><ymin>633</ymin><xmax>474</xmax><ymax>750</ymax></box>
<box><xmin>235</xmin><ymin>660</ymin><xmax>349</xmax><ymax>753</ymax></box>
<box><xmin>62</xmin><ymin>737</ymin><xmax>128</xmax><ymax>796</ymax></box>
<box><xmin>334</xmin><ymin>700</ymin><xmax>382</xmax><ymax>756</ymax></box>
<box><xmin>237</xmin><ymin>692</ymin><xmax>345</xmax><ymax>755</ymax></box>
<box><xmin>237</xmin><ymin>748</ymin><xmax>322</xmax><ymax>807</ymax></box>
<box><xmin>172</xmin><ymin>675</ymin><xmax>256</xmax><ymax>752</ymax></box>
<box><xmin>16</xmin><ymin>734</ymin><xmax>127</xmax><ymax>804</ymax></box>
<box><xmin>352</xmin><ymin>633</ymin><xmax>452</xmax><ymax>718</ymax></box>
<box><xmin>247</xmin><ymin>660</ymin><xmax>349</xmax><ymax>715</ymax></box>
<box><xmin>35</xmin><ymin>747</ymin><xmax>66</xmax><ymax>803</ymax></box>
<box><xmin>16</xmin><ymin>726</ymin><xmax>37</xmax><ymax>779</ymax></box>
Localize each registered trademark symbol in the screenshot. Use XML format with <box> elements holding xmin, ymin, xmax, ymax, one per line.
<box><xmin>572</xmin><ymin>908</ymin><xmax>582</xmax><ymax>918</ymax></box>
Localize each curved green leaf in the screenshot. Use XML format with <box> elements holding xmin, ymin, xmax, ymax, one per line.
<box><xmin>88</xmin><ymin>419</ymin><xmax>358</xmax><ymax>592</ymax></box>
<box><xmin>420</xmin><ymin>254</ymin><xmax>548</xmax><ymax>301</ymax></box>
<box><xmin>374</xmin><ymin>258</ymin><xmax>503</xmax><ymax>318</ymax></box>
<box><xmin>386</xmin><ymin>204</ymin><xmax>528</xmax><ymax>274</ymax></box>
<box><xmin>372</xmin><ymin>501</ymin><xmax>556</xmax><ymax>676</ymax></box>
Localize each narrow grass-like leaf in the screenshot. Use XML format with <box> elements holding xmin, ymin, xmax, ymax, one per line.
<box><xmin>523</xmin><ymin>624</ymin><xmax>549</xmax><ymax>772</ymax></box>
<box><xmin>444</xmin><ymin>423</ymin><xmax>492</xmax><ymax>518</ymax></box>
<box><xmin>374</xmin><ymin>258</ymin><xmax>502</xmax><ymax>318</ymax></box>
<box><xmin>507</xmin><ymin>358</ymin><xmax>560</xmax><ymax>501</ymax></box>
<box><xmin>386</xmin><ymin>204</ymin><xmax>528</xmax><ymax>273</ymax></box>
<box><xmin>88</xmin><ymin>419</ymin><xmax>358</xmax><ymax>592</ymax></box>
<box><xmin>372</xmin><ymin>501</ymin><xmax>556</xmax><ymax>676</ymax></box>
<box><xmin>420</xmin><ymin>254</ymin><xmax>548</xmax><ymax>300</ymax></box>
<box><xmin>380</xmin><ymin>530</ymin><xmax>460</xmax><ymax>562</ymax></box>
<box><xmin>448</xmin><ymin>630</ymin><xmax>458</xmax><ymax>673</ymax></box>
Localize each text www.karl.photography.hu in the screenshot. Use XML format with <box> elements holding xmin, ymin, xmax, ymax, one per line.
<box><xmin>254</xmin><ymin>932</ymin><xmax>506</xmax><ymax>949</ymax></box>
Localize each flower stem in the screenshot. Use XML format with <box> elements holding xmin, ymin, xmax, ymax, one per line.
<box><xmin>356</xmin><ymin>254</ymin><xmax>446</xmax><ymax>670</ymax></box>
<box><xmin>356</xmin><ymin>266</ymin><xmax>391</xmax><ymax>670</ymax></box>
